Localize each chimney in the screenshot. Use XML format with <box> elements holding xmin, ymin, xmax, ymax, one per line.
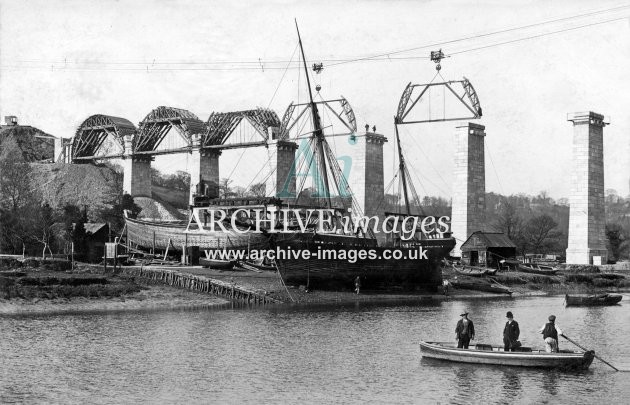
<box><xmin>4</xmin><ymin>116</ymin><xmax>18</xmax><ymax>126</ymax></box>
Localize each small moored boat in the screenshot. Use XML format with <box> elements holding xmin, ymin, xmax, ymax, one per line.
<box><xmin>450</xmin><ymin>278</ymin><xmax>512</xmax><ymax>295</ymax></box>
<box><xmin>565</xmin><ymin>293</ymin><xmax>623</xmax><ymax>307</ymax></box>
<box><xmin>199</xmin><ymin>258</ymin><xmax>236</xmax><ymax>270</ymax></box>
<box><xmin>419</xmin><ymin>341</ymin><xmax>594</xmax><ymax>370</ymax></box>
<box><xmin>453</xmin><ymin>264</ymin><xmax>497</xmax><ymax>277</ymax></box>
<box><xmin>518</xmin><ymin>263</ymin><xmax>559</xmax><ymax>275</ymax></box>
<box><xmin>238</xmin><ymin>260</ymin><xmax>277</xmax><ymax>273</ymax></box>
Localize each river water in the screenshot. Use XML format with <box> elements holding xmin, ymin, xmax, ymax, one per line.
<box><xmin>1</xmin><ymin>295</ymin><xmax>629</xmax><ymax>404</ymax></box>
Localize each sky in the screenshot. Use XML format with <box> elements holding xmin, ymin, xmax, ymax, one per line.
<box><xmin>1</xmin><ymin>0</ymin><xmax>629</xmax><ymax>200</ymax></box>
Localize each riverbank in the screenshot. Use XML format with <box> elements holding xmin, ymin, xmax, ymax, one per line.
<box><xmin>0</xmin><ymin>264</ymin><xmax>229</xmax><ymax>315</ymax></box>
<box><xmin>0</xmin><ymin>288</ymin><xmax>229</xmax><ymax>316</ymax></box>
<box><xmin>176</xmin><ymin>263</ymin><xmax>630</xmax><ymax>304</ymax></box>
<box><xmin>1</xmin><ymin>259</ymin><xmax>628</xmax><ymax>310</ymax></box>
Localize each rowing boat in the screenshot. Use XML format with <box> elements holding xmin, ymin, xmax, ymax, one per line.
<box><xmin>453</xmin><ymin>265</ymin><xmax>497</xmax><ymax>277</ymax></box>
<box><xmin>199</xmin><ymin>258</ymin><xmax>235</xmax><ymax>270</ymax></box>
<box><xmin>518</xmin><ymin>263</ymin><xmax>559</xmax><ymax>275</ymax></box>
<box><xmin>238</xmin><ymin>260</ymin><xmax>276</xmax><ymax>272</ymax></box>
<box><xmin>565</xmin><ymin>293</ymin><xmax>623</xmax><ymax>307</ymax></box>
<box><xmin>419</xmin><ymin>341</ymin><xmax>594</xmax><ymax>370</ymax></box>
<box><xmin>449</xmin><ymin>278</ymin><xmax>513</xmax><ymax>295</ymax></box>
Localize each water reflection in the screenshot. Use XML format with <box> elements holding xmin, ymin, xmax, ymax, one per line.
<box><xmin>452</xmin><ymin>366</ymin><xmax>477</xmax><ymax>403</ymax></box>
<box><xmin>542</xmin><ymin>370</ymin><xmax>560</xmax><ymax>396</ymax></box>
<box><xmin>501</xmin><ymin>368</ymin><xmax>522</xmax><ymax>401</ymax></box>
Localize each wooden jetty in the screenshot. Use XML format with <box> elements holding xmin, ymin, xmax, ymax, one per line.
<box><xmin>116</xmin><ymin>266</ymin><xmax>283</xmax><ymax>305</ymax></box>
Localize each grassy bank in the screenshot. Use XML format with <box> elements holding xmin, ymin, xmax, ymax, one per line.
<box><xmin>0</xmin><ymin>259</ymin><xmax>228</xmax><ymax>314</ymax></box>
<box><xmin>0</xmin><ymin>258</ymin><xmax>145</xmax><ymax>300</ymax></box>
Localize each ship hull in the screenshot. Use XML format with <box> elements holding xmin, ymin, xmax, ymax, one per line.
<box><xmin>125</xmin><ymin>217</ymin><xmax>269</xmax><ymax>251</ymax></box>
<box><xmin>274</xmin><ymin>238</ymin><xmax>455</xmax><ymax>291</ymax></box>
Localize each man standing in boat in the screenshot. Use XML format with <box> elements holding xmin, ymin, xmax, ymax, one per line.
<box><xmin>503</xmin><ymin>311</ymin><xmax>520</xmax><ymax>351</ymax></box>
<box><xmin>539</xmin><ymin>315</ymin><xmax>565</xmax><ymax>353</ymax></box>
<box><xmin>455</xmin><ymin>311</ymin><xmax>475</xmax><ymax>349</ymax></box>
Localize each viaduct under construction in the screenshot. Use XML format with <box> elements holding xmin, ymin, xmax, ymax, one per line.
<box><xmin>56</xmin><ymin>99</ymin><xmax>357</xmax><ymax>207</ymax></box>
<box><xmin>53</xmin><ymin>93</ymin><xmax>610</xmax><ymax>266</ymax></box>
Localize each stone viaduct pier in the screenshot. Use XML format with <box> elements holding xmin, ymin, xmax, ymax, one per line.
<box><xmin>566</xmin><ymin>111</ymin><xmax>609</xmax><ymax>265</ymax></box>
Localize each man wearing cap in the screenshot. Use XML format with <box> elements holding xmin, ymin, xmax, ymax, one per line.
<box><xmin>539</xmin><ymin>315</ymin><xmax>565</xmax><ymax>353</ymax></box>
<box><xmin>455</xmin><ymin>311</ymin><xmax>475</xmax><ymax>349</ymax></box>
<box><xmin>503</xmin><ymin>311</ymin><xmax>520</xmax><ymax>352</ymax></box>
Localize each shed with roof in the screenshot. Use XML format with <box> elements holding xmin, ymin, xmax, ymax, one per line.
<box><xmin>460</xmin><ymin>231</ymin><xmax>517</xmax><ymax>268</ymax></box>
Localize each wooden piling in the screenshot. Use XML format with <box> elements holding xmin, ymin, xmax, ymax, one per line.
<box><xmin>115</xmin><ymin>266</ymin><xmax>282</xmax><ymax>305</ymax></box>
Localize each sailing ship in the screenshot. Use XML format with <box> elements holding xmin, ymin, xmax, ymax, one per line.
<box><xmin>270</xmin><ymin>22</ymin><xmax>455</xmax><ymax>291</ymax></box>
<box><xmin>124</xmin><ymin>22</ymin><xmax>457</xmax><ymax>290</ymax></box>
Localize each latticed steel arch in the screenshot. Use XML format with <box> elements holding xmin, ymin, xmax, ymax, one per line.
<box><xmin>395</xmin><ymin>77</ymin><xmax>482</xmax><ymax>125</ymax></box>
<box><xmin>134</xmin><ymin>106</ymin><xmax>206</xmax><ymax>152</ymax></box>
<box><xmin>71</xmin><ymin>114</ymin><xmax>136</xmax><ymax>160</ymax></box>
<box><xmin>279</xmin><ymin>96</ymin><xmax>357</xmax><ymax>139</ymax></box>
<box><xmin>204</xmin><ymin>108</ymin><xmax>281</xmax><ymax>146</ymax></box>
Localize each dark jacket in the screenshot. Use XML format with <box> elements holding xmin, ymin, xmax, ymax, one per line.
<box><xmin>503</xmin><ymin>320</ymin><xmax>520</xmax><ymax>345</ymax></box>
<box><xmin>455</xmin><ymin>319</ymin><xmax>475</xmax><ymax>340</ymax></box>
<box><xmin>542</xmin><ymin>322</ymin><xmax>558</xmax><ymax>340</ymax></box>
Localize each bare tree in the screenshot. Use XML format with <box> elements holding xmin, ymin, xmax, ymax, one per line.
<box><xmin>524</xmin><ymin>214</ymin><xmax>562</xmax><ymax>254</ymax></box>
<box><xmin>0</xmin><ymin>142</ymin><xmax>41</xmax><ymax>254</ymax></box>
<box><xmin>493</xmin><ymin>198</ymin><xmax>527</xmax><ymax>256</ymax></box>
<box><xmin>30</xmin><ymin>203</ymin><xmax>56</xmax><ymax>258</ymax></box>
<box><xmin>0</xmin><ymin>142</ymin><xmax>34</xmax><ymax>211</ymax></box>
<box><xmin>219</xmin><ymin>178</ymin><xmax>236</xmax><ymax>198</ymax></box>
<box><xmin>495</xmin><ymin>200</ymin><xmax>523</xmax><ymax>240</ymax></box>
<box><xmin>248</xmin><ymin>182</ymin><xmax>266</xmax><ymax>197</ymax></box>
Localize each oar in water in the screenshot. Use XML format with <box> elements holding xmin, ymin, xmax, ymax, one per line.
<box><xmin>561</xmin><ymin>334</ymin><xmax>619</xmax><ymax>371</ymax></box>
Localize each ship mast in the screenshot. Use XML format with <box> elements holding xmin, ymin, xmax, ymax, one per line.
<box><xmin>394</xmin><ymin>117</ymin><xmax>412</xmax><ymax>216</ymax></box>
<box><xmin>295</xmin><ymin>20</ymin><xmax>332</xmax><ymax>209</ymax></box>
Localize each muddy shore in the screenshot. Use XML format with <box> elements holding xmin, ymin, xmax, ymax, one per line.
<box><xmin>1</xmin><ymin>260</ymin><xmax>628</xmax><ymax>312</ymax></box>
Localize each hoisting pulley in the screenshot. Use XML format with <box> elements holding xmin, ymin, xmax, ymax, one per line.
<box><xmin>312</xmin><ymin>63</ymin><xmax>324</xmax><ymax>74</ymax></box>
<box><xmin>430</xmin><ymin>49</ymin><xmax>444</xmax><ymax>71</ymax></box>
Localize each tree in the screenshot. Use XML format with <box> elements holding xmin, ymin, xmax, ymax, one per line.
<box><xmin>0</xmin><ymin>142</ymin><xmax>42</xmax><ymax>254</ymax></box>
<box><xmin>169</xmin><ymin>170</ymin><xmax>190</xmax><ymax>191</ymax></box>
<box><xmin>72</xmin><ymin>209</ymin><xmax>89</xmax><ymax>262</ymax></box>
<box><xmin>606</xmin><ymin>223</ymin><xmax>629</xmax><ymax>262</ymax></box>
<box><xmin>152</xmin><ymin>168</ymin><xmax>190</xmax><ymax>191</ymax></box>
<box><xmin>220</xmin><ymin>178</ymin><xmax>236</xmax><ymax>198</ymax></box>
<box><xmin>493</xmin><ymin>198</ymin><xmax>527</xmax><ymax>256</ymax></box>
<box><xmin>494</xmin><ymin>200</ymin><xmax>523</xmax><ymax>240</ymax></box>
<box><xmin>248</xmin><ymin>182</ymin><xmax>266</xmax><ymax>197</ymax></box>
<box><xmin>102</xmin><ymin>193</ymin><xmax>141</xmax><ymax>232</ymax></box>
<box><xmin>0</xmin><ymin>208</ymin><xmax>28</xmax><ymax>254</ymax></box>
<box><xmin>524</xmin><ymin>214</ymin><xmax>563</xmax><ymax>254</ymax></box>
<box><xmin>30</xmin><ymin>203</ymin><xmax>57</xmax><ymax>258</ymax></box>
<box><xmin>151</xmin><ymin>167</ymin><xmax>164</xmax><ymax>187</ymax></box>
<box><xmin>57</xmin><ymin>204</ymin><xmax>83</xmax><ymax>254</ymax></box>
<box><xmin>534</xmin><ymin>190</ymin><xmax>553</xmax><ymax>206</ymax></box>
<box><xmin>233</xmin><ymin>186</ymin><xmax>248</xmax><ymax>198</ymax></box>
<box><xmin>0</xmin><ymin>142</ymin><xmax>34</xmax><ymax>211</ymax></box>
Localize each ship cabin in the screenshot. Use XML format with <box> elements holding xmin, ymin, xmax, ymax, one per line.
<box><xmin>461</xmin><ymin>231</ymin><xmax>516</xmax><ymax>269</ymax></box>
